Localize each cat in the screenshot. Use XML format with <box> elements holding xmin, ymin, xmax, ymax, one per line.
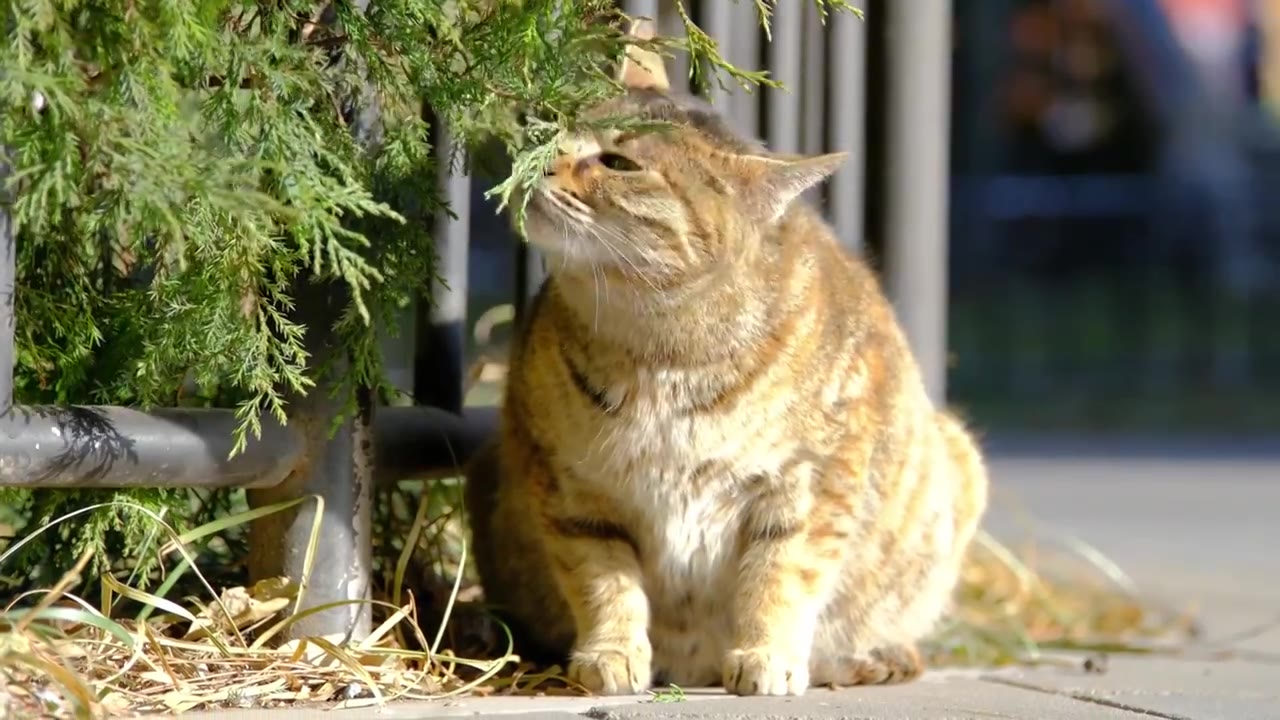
<box><xmin>463</xmin><ymin>18</ymin><xmax>989</xmax><ymax>697</ymax></box>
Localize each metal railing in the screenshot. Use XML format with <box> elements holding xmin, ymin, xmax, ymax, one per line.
<box><xmin>0</xmin><ymin>0</ymin><xmax>952</xmax><ymax>640</ymax></box>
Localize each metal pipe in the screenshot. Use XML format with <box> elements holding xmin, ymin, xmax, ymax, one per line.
<box><xmin>247</xmin><ymin>278</ymin><xmax>373</xmax><ymax>642</ymax></box>
<box><xmin>801</xmin><ymin>1</ymin><xmax>828</xmax><ymax>208</ymax></box>
<box><xmin>802</xmin><ymin>1</ymin><xmax>826</xmax><ymax>156</ymax></box>
<box><xmin>374</xmin><ymin>405</ymin><xmax>497</xmax><ymax>485</ymax></box>
<box><xmin>0</xmin><ymin>405</ymin><xmax>304</xmax><ymax>489</ymax></box>
<box><xmin>766</xmin><ymin>0</ymin><xmax>804</xmax><ymax>154</ymax></box>
<box><xmin>0</xmin><ymin>403</ymin><xmax>496</xmax><ymax>489</ymax></box>
<box><xmin>730</xmin><ymin>2</ymin><xmax>761</xmax><ymax>138</ymax></box>
<box><xmin>414</xmin><ymin>126</ymin><xmax>471</xmax><ymax>414</ymax></box>
<box><xmin>247</xmin><ymin>0</ymin><xmax>379</xmax><ymax>642</ymax></box>
<box><xmin>514</xmin><ymin>242</ymin><xmax>544</xmax><ymax>322</ymax></box>
<box><xmin>658</xmin><ymin>0</ymin><xmax>691</xmax><ymax>94</ymax></box>
<box><xmin>0</xmin><ymin>153</ymin><xmax>13</xmax><ymax>414</ymax></box>
<box><xmin>622</xmin><ymin>0</ymin><xmax>658</xmax><ymax>21</ymax></box>
<box><xmin>881</xmin><ymin>0</ymin><xmax>952</xmax><ymax>405</ymax></box>
<box><xmin>829</xmin><ymin>3</ymin><xmax>868</xmax><ymax>251</ymax></box>
<box><xmin>702</xmin><ymin>0</ymin><xmax>734</xmax><ymax>110</ymax></box>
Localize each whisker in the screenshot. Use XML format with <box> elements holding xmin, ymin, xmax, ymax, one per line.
<box><xmin>551</xmin><ymin>188</ymin><xmax>593</xmax><ymax>216</ymax></box>
<box><xmin>594</xmin><ymin>225</ymin><xmax>661</xmax><ymax>293</ymax></box>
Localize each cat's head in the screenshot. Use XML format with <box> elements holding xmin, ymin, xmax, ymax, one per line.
<box><xmin>520</xmin><ymin>18</ymin><xmax>846</xmax><ymax>286</ymax></box>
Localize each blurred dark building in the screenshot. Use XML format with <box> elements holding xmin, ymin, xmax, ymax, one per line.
<box><xmin>945</xmin><ymin>0</ymin><xmax>1280</xmax><ymax>433</ymax></box>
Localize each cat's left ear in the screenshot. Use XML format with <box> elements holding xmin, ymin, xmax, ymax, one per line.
<box><xmin>735</xmin><ymin>152</ymin><xmax>848</xmax><ymax>222</ymax></box>
<box><xmin>617</xmin><ymin>17</ymin><xmax>670</xmax><ymax>92</ymax></box>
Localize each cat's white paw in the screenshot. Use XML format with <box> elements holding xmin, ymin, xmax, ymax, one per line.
<box><xmin>723</xmin><ymin>647</ymin><xmax>810</xmax><ymax>696</ymax></box>
<box><xmin>569</xmin><ymin>642</ymin><xmax>653</xmax><ymax>695</ymax></box>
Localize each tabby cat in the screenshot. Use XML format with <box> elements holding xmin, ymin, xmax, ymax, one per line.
<box><xmin>463</xmin><ymin>19</ymin><xmax>989</xmax><ymax>697</ymax></box>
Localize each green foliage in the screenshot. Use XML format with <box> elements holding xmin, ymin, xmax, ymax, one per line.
<box><xmin>0</xmin><ymin>0</ymin><xmax>856</xmax><ymax>586</ymax></box>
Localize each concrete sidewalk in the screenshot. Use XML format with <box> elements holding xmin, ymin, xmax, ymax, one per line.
<box><xmin>185</xmin><ymin>442</ymin><xmax>1280</xmax><ymax>720</ymax></box>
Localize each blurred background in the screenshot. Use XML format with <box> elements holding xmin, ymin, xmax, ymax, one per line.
<box><xmin>432</xmin><ymin>0</ymin><xmax>1280</xmax><ymax>438</ymax></box>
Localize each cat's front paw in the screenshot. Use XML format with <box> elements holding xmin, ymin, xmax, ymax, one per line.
<box><xmin>723</xmin><ymin>647</ymin><xmax>810</xmax><ymax>696</ymax></box>
<box><xmin>569</xmin><ymin>641</ymin><xmax>653</xmax><ymax>695</ymax></box>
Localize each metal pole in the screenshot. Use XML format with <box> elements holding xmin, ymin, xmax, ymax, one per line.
<box><xmin>247</xmin><ymin>0</ymin><xmax>379</xmax><ymax>642</ymax></box>
<box><xmin>802</xmin><ymin>1</ymin><xmax>826</xmax><ymax>156</ymax></box>
<box><xmin>702</xmin><ymin>0</ymin><xmax>734</xmax><ymax>110</ymax></box>
<box><xmin>658</xmin><ymin>0</ymin><xmax>691</xmax><ymax>94</ymax></box>
<box><xmin>882</xmin><ymin>0</ymin><xmax>952</xmax><ymax>404</ymax></box>
<box><xmin>514</xmin><ymin>242</ymin><xmax>544</xmax><ymax>321</ymax></box>
<box><xmin>414</xmin><ymin>125</ymin><xmax>470</xmax><ymax>414</ymax></box>
<box><xmin>829</xmin><ymin>3</ymin><xmax>867</xmax><ymax>252</ymax></box>
<box><xmin>731</xmin><ymin>3</ymin><xmax>762</xmax><ymax>138</ymax></box>
<box><xmin>623</xmin><ymin>0</ymin><xmax>658</xmax><ymax>21</ymax></box>
<box><xmin>801</xmin><ymin>1</ymin><xmax>828</xmax><ymax>208</ymax></box>
<box><xmin>0</xmin><ymin>406</ymin><xmax>304</xmax><ymax>489</ymax></box>
<box><xmin>767</xmin><ymin>0</ymin><xmax>804</xmax><ymax>154</ymax></box>
<box><xmin>0</xmin><ymin>152</ymin><xmax>13</xmax><ymax>413</ymax></box>
<box><xmin>0</xmin><ymin>403</ymin><xmax>496</xmax><ymax>490</ymax></box>
<box><xmin>247</xmin><ymin>279</ymin><xmax>374</xmax><ymax>642</ymax></box>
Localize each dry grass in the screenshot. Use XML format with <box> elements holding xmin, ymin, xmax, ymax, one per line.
<box><xmin>0</xmin><ymin>311</ymin><xmax>1204</xmax><ymax>716</ymax></box>
<box><xmin>927</xmin><ymin>531</ymin><xmax>1200</xmax><ymax>670</ymax></box>
<box><xmin>0</xmin><ymin>506</ymin><xmax>1200</xmax><ymax>717</ymax></box>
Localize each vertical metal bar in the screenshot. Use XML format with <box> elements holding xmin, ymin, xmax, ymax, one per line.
<box><xmin>413</xmin><ymin>126</ymin><xmax>470</xmax><ymax>414</ymax></box>
<box><xmin>514</xmin><ymin>241</ymin><xmax>544</xmax><ymax>321</ymax></box>
<box><xmin>730</xmin><ymin>3</ymin><xmax>762</xmax><ymax>139</ymax></box>
<box><xmin>802</xmin><ymin>2</ymin><xmax>826</xmax><ymax>155</ymax></box>
<box><xmin>767</xmin><ymin>0</ymin><xmax>804</xmax><ymax>154</ymax></box>
<box><xmin>0</xmin><ymin>153</ymin><xmax>13</xmax><ymax>413</ymax></box>
<box><xmin>658</xmin><ymin>0</ymin><xmax>691</xmax><ymax>94</ymax></box>
<box><xmin>247</xmin><ymin>0</ymin><xmax>379</xmax><ymax>642</ymax></box>
<box><xmin>702</xmin><ymin>0</ymin><xmax>734</xmax><ymax>109</ymax></box>
<box><xmin>801</xmin><ymin>1</ymin><xmax>828</xmax><ymax>208</ymax></box>
<box><xmin>378</xmin><ymin>297</ymin><xmax>416</xmax><ymax>406</ymax></box>
<box><xmin>882</xmin><ymin>0</ymin><xmax>952</xmax><ymax>404</ymax></box>
<box><xmin>829</xmin><ymin>3</ymin><xmax>868</xmax><ymax>251</ymax></box>
<box><xmin>623</xmin><ymin>0</ymin><xmax>658</xmax><ymax>21</ymax></box>
<box><xmin>249</xmin><ymin>280</ymin><xmax>374</xmax><ymax>642</ymax></box>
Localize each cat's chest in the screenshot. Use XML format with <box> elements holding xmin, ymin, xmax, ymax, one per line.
<box><xmin>625</xmin><ymin>475</ymin><xmax>747</xmax><ymax>593</ymax></box>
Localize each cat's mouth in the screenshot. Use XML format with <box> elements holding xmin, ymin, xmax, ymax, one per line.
<box><xmin>534</xmin><ymin>185</ymin><xmax>594</xmax><ymax>226</ymax></box>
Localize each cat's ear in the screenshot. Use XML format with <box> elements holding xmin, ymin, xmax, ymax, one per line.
<box><xmin>617</xmin><ymin>17</ymin><xmax>670</xmax><ymax>92</ymax></box>
<box><xmin>734</xmin><ymin>152</ymin><xmax>848</xmax><ymax>222</ymax></box>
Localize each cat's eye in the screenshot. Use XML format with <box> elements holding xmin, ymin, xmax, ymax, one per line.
<box><xmin>597</xmin><ymin>152</ymin><xmax>643</xmax><ymax>172</ymax></box>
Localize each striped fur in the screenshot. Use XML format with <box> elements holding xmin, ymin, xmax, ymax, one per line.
<box><xmin>464</xmin><ymin>19</ymin><xmax>989</xmax><ymax>697</ymax></box>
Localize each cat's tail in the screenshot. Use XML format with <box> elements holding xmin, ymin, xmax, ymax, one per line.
<box><xmin>935</xmin><ymin>410</ymin><xmax>989</xmax><ymax>549</ymax></box>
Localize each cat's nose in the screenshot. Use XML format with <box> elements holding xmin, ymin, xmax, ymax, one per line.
<box><xmin>544</xmin><ymin>154</ymin><xmax>571</xmax><ymax>178</ymax></box>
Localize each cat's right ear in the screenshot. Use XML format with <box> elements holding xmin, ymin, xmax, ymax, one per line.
<box><xmin>617</xmin><ymin>17</ymin><xmax>670</xmax><ymax>92</ymax></box>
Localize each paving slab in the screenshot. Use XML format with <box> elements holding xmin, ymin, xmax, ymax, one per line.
<box><xmin>177</xmin><ymin>674</ymin><xmax>1143</xmax><ymax>720</ymax></box>
<box><xmin>990</xmin><ymin>656</ymin><xmax>1280</xmax><ymax>720</ymax></box>
<box><xmin>984</xmin><ymin>453</ymin><xmax>1280</xmax><ymax>604</ymax></box>
<box><xmin>581</xmin><ymin>675</ymin><xmax>1144</xmax><ymax>720</ymax></box>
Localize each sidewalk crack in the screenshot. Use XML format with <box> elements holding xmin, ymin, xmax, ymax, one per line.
<box><xmin>981</xmin><ymin>676</ymin><xmax>1196</xmax><ymax>720</ymax></box>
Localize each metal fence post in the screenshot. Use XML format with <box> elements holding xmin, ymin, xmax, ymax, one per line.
<box><xmin>702</xmin><ymin>0</ymin><xmax>734</xmax><ymax>110</ymax></box>
<box><xmin>658</xmin><ymin>0</ymin><xmax>691</xmax><ymax>94</ymax></box>
<box><xmin>766</xmin><ymin>0</ymin><xmax>804</xmax><ymax>155</ymax></box>
<box><xmin>801</xmin><ymin>2</ymin><xmax>828</xmax><ymax>208</ymax></box>
<box><xmin>0</xmin><ymin>152</ymin><xmax>13</xmax><ymax>414</ymax></box>
<box><xmin>246</xmin><ymin>2</ymin><xmax>381</xmax><ymax>641</ymax></box>
<box><xmin>623</xmin><ymin>0</ymin><xmax>658</xmax><ymax>20</ymax></box>
<box><xmin>247</xmin><ymin>280</ymin><xmax>374</xmax><ymax>642</ymax></box>
<box><xmin>828</xmin><ymin>4</ymin><xmax>867</xmax><ymax>252</ymax></box>
<box><xmin>881</xmin><ymin>0</ymin><xmax>952</xmax><ymax>405</ymax></box>
<box><xmin>730</xmin><ymin>3</ymin><xmax>762</xmax><ymax>139</ymax></box>
<box><xmin>414</xmin><ymin>126</ymin><xmax>470</xmax><ymax>414</ymax></box>
<box><xmin>514</xmin><ymin>242</ymin><xmax>544</xmax><ymax>321</ymax></box>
